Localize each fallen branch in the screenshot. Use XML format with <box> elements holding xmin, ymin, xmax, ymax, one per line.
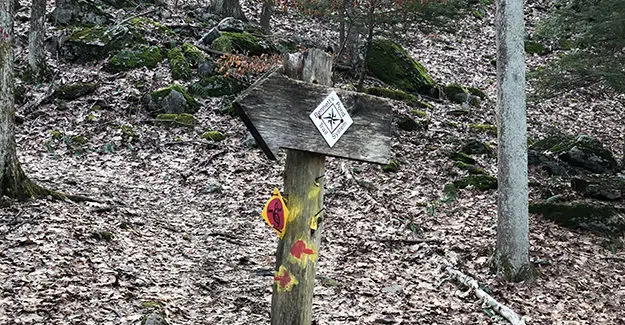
<box><xmin>444</xmin><ymin>263</ymin><xmax>526</xmax><ymax>325</ymax></box>
<box><xmin>195</xmin><ymin>43</ymin><xmax>228</xmax><ymax>57</ymax></box>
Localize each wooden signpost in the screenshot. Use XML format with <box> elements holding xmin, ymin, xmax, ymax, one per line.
<box><xmin>234</xmin><ymin>49</ymin><xmax>393</xmax><ymax>325</ymax></box>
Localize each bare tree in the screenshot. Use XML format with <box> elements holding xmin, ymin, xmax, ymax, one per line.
<box><xmin>260</xmin><ymin>0</ymin><xmax>272</xmax><ymax>33</ymax></box>
<box><xmin>28</xmin><ymin>0</ymin><xmax>48</xmax><ymax>81</ymax></box>
<box><xmin>208</xmin><ymin>0</ymin><xmax>247</xmax><ymax>21</ymax></box>
<box><xmin>494</xmin><ymin>0</ymin><xmax>533</xmax><ymax>281</ymax></box>
<box><xmin>0</xmin><ymin>0</ymin><xmax>49</xmax><ymax>199</ymax></box>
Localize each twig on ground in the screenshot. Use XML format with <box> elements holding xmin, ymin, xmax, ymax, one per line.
<box><xmin>443</xmin><ymin>260</ymin><xmax>526</xmax><ymax>325</ymax></box>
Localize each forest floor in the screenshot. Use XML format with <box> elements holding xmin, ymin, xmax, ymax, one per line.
<box><xmin>1</xmin><ymin>0</ymin><xmax>625</xmax><ymax>324</ymax></box>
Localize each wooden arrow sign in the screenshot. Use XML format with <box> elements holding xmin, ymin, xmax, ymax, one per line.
<box><xmin>233</xmin><ymin>70</ymin><xmax>394</xmax><ymax>164</ymax></box>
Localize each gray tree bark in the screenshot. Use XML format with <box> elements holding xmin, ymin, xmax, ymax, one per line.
<box><xmin>494</xmin><ymin>0</ymin><xmax>532</xmax><ymax>282</ymax></box>
<box><xmin>208</xmin><ymin>0</ymin><xmax>247</xmax><ymax>21</ymax></box>
<box><xmin>0</xmin><ymin>0</ymin><xmax>47</xmax><ymax>199</ymax></box>
<box><xmin>28</xmin><ymin>0</ymin><xmax>48</xmax><ymax>81</ymax></box>
<box><xmin>260</xmin><ymin>0</ymin><xmax>272</xmax><ymax>33</ymax></box>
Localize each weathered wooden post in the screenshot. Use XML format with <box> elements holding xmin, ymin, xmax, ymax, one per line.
<box><xmin>234</xmin><ymin>49</ymin><xmax>393</xmax><ymax>325</ymax></box>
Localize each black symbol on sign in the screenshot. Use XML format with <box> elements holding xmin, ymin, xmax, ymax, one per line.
<box><xmin>268</xmin><ymin>201</ymin><xmax>283</xmax><ymax>227</ymax></box>
<box><xmin>321</xmin><ymin>105</ymin><xmax>344</xmax><ymax>132</ymax></box>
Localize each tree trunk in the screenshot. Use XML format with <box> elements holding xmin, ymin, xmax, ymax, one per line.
<box><xmin>28</xmin><ymin>0</ymin><xmax>48</xmax><ymax>81</ymax></box>
<box><xmin>270</xmin><ymin>49</ymin><xmax>333</xmax><ymax>325</ymax></box>
<box><xmin>494</xmin><ymin>0</ymin><xmax>532</xmax><ymax>282</ymax></box>
<box><xmin>0</xmin><ymin>0</ymin><xmax>47</xmax><ymax>200</ymax></box>
<box><xmin>260</xmin><ymin>0</ymin><xmax>272</xmax><ymax>34</ymax></box>
<box><xmin>208</xmin><ymin>0</ymin><xmax>247</xmax><ymax>21</ymax></box>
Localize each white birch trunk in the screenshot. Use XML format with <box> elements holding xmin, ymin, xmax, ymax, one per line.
<box><xmin>494</xmin><ymin>0</ymin><xmax>531</xmax><ymax>281</ymax></box>
<box><xmin>28</xmin><ymin>0</ymin><xmax>47</xmax><ymax>80</ymax></box>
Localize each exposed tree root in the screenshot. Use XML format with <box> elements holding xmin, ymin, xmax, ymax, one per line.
<box><xmin>443</xmin><ymin>261</ymin><xmax>526</xmax><ymax>325</ymax></box>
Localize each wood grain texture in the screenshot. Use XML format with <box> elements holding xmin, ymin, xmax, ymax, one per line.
<box><xmin>271</xmin><ymin>49</ymin><xmax>328</xmax><ymax>325</ymax></box>
<box><xmin>234</xmin><ymin>69</ymin><xmax>393</xmax><ymax>164</ymax></box>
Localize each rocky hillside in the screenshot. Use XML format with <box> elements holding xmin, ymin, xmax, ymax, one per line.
<box><xmin>1</xmin><ymin>0</ymin><xmax>624</xmax><ymax>324</ymax></box>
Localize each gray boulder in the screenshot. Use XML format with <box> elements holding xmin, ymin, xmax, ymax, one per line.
<box><xmin>53</xmin><ymin>0</ymin><xmax>112</xmax><ymax>25</ymax></box>
<box><xmin>217</xmin><ymin>17</ymin><xmax>245</xmax><ymax>32</ymax></box>
<box><xmin>200</xmin><ymin>27</ymin><xmax>221</xmax><ymax>46</ymax></box>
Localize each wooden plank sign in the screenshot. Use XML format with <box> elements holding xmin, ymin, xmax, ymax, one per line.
<box><xmin>233</xmin><ymin>70</ymin><xmax>393</xmax><ymax>165</ymax></box>
<box><xmin>234</xmin><ymin>49</ymin><xmax>394</xmax><ymax>325</ymax></box>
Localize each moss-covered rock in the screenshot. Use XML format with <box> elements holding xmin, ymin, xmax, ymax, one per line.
<box><xmin>524</xmin><ymin>40</ymin><xmax>547</xmax><ymax>55</ymax></box>
<box><xmin>156</xmin><ymin>113</ymin><xmax>197</xmax><ymax>126</ymax></box>
<box><xmin>461</xmin><ymin>139</ymin><xmax>493</xmax><ymax>155</ymax></box>
<box><xmin>571</xmin><ymin>175</ymin><xmax>625</xmax><ymax>201</ymax></box>
<box><xmin>443</xmin><ymin>83</ymin><xmax>469</xmax><ymax>104</ymax></box>
<box><xmin>467</xmin><ymin>87</ymin><xmax>487</xmax><ymax>99</ymax></box>
<box><xmin>453</xmin><ymin>174</ymin><xmax>497</xmax><ymax>190</ymax></box>
<box><xmin>469</xmin><ymin>123</ymin><xmax>497</xmax><ymax>136</ymax></box>
<box><xmin>210</xmin><ymin>32</ymin><xmax>272</xmax><ymax>56</ymax></box>
<box><xmin>181</xmin><ymin>43</ymin><xmax>206</xmax><ymax>67</ymax></box>
<box><xmin>397</xmin><ymin>115</ymin><xmax>425</xmax><ymax>131</ymax></box>
<box><xmin>106</xmin><ymin>45</ymin><xmax>163</xmax><ymax>72</ymax></box>
<box><xmin>450</xmin><ymin>152</ymin><xmax>476</xmax><ymax>165</ymax></box>
<box><xmin>62</xmin><ymin>25</ymin><xmax>145</xmax><ymax>61</ymax></box>
<box><xmin>144</xmin><ymin>84</ymin><xmax>199</xmax><ymax>115</ymax></box>
<box><xmin>130</xmin><ymin>17</ymin><xmax>172</xmax><ymax>36</ymax></box>
<box><xmin>54</xmin><ymin>82</ymin><xmax>98</xmax><ymax>100</ymax></box>
<box><xmin>189</xmin><ymin>75</ymin><xmax>243</xmax><ymax>98</ymax></box>
<box><xmin>454</xmin><ymin>161</ymin><xmax>486</xmax><ymax>175</ymax></box>
<box><xmin>201</xmin><ymin>130</ymin><xmax>226</xmax><ymax>142</ymax></box>
<box><xmin>529</xmin><ymin>201</ymin><xmax>625</xmax><ymax>233</ymax></box>
<box><xmin>365</xmin><ymin>86</ymin><xmax>432</xmax><ymax>109</ymax></box>
<box><xmin>531</xmin><ymin>134</ymin><xmax>618</xmax><ymax>174</ymax></box>
<box><xmin>168</xmin><ymin>47</ymin><xmax>192</xmax><ymax>80</ymax></box>
<box><xmin>366</xmin><ymin>38</ymin><xmax>436</xmax><ymax>95</ymax></box>
<box><xmin>382</xmin><ymin>159</ymin><xmax>399</xmax><ymax>172</ymax></box>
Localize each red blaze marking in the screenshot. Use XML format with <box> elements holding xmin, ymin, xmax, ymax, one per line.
<box><xmin>290</xmin><ymin>240</ymin><xmax>315</xmax><ymax>259</ymax></box>
<box><xmin>266</xmin><ymin>198</ymin><xmax>285</xmax><ymax>232</ymax></box>
<box><xmin>274</xmin><ymin>271</ymin><xmax>292</xmax><ymax>288</ymax></box>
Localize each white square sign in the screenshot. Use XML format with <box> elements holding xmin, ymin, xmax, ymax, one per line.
<box><xmin>309</xmin><ymin>91</ymin><xmax>353</xmax><ymax>148</ymax></box>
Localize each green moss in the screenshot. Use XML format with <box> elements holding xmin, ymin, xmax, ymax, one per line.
<box><xmin>181</xmin><ymin>43</ymin><xmax>206</xmax><ymax>66</ymax></box>
<box><xmin>365</xmin><ymin>86</ymin><xmax>432</xmax><ymax>109</ymax></box>
<box><xmin>443</xmin><ymin>83</ymin><xmax>469</xmax><ymax>103</ymax></box>
<box><xmin>190</xmin><ymin>75</ymin><xmax>243</xmax><ymax>98</ymax></box>
<box><xmin>64</xmin><ymin>25</ymin><xmax>145</xmax><ymax>61</ymax></box>
<box><xmin>107</xmin><ymin>45</ymin><xmax>163</xmax><ymax>72</ymax></box>
<box><xmin>469</xmin><ymin>123</ymin><xmax>497</xmax><ymax>136</ymax></box>
<box><xmin>210</xmin><ymin>32</ymin><xmax>270</xmax><ymax>56</ymax></box>
<box><xmin>54</xmin><ymin>82</ymin><xmax>98</xmax><ymax>100</ymax></box>
<box><xmin>168</xmin><ymin>47</ymin><xmax>191</xmax><ymax>80</ymax></box>
<box><xmin>365</xmin><ymin>87</ymin><xmax>414</xmax><ymax>101</ymax></box>
<box><xmin>454</xmin><ymin>161</ymin><xmax>486</xmax><ymax>174</ymax></box>
<box><xmin>382</xmin><ymin>159</ymin><xmax>399</xmax><ymax>172</ymax></box>
<box><xmin>525</xmin><ymin>40</ymin><xmax>547</xmax><ymax>55</ymax></box>
<box><xmin>50</xmin><ymin>130</ymin><xmax>64</xmax><ymax>140</ymax></box>
<box><xmin>201</xmin><ymin>130</ymin><xmax>226</xmax><ymax>142</ymax></box>
<box><xmin>410</xmin><ymin>109</ymin><xmax>427</xmax><ymax>118</ymax></box>
<box><xmin>450</xmin><ymin>152</ymin><xmax>476</xmax><ymax>165</ymax></box>
<box><xmin>529</xmin><ymin>201</ymin><xmax>625</xmax><ymax>233</ymax></box>
<box><xmin>141</xmin><ymin>300</ymin><xmax>163</xmax><ymax>309</ymax></box>
<box><xmin>150</xmin><ymin>84</ymin><xmax>199</xmax><ymax>111</ymax></box>
<box><xmin>467</xmin><ymin>87</ymin><xmax>487</xmax><ymax>99</ymax></box>
<box><xmin>366</xmin><ymin>38</ymin><xmax>436</xmax><ymax>95</ymax></box>
<box><xmin>156</xmin><ymin>113</ymin><xmax>197</xmax><ymax>126</ymax></box>
<box><xmin>453</xmin><ymin>174</ymin><xmax>497</xmax><ymax>190</ymax></box>
<box><xmin>130</xmin><ymin>17</ymin><xmax>172</xmax><ymax>35</ymax></box>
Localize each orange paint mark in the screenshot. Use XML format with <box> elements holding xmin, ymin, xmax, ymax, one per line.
<box><xmin>274</xmin><ymin>265</ymin><xmax>298</xmax><ymax>292</ymax></box>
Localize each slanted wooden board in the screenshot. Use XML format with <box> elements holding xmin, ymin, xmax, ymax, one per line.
<box><xmin>233</xmin><ymin>70</ymin><xmax>394</xmax><ymax>165</ymax></box>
